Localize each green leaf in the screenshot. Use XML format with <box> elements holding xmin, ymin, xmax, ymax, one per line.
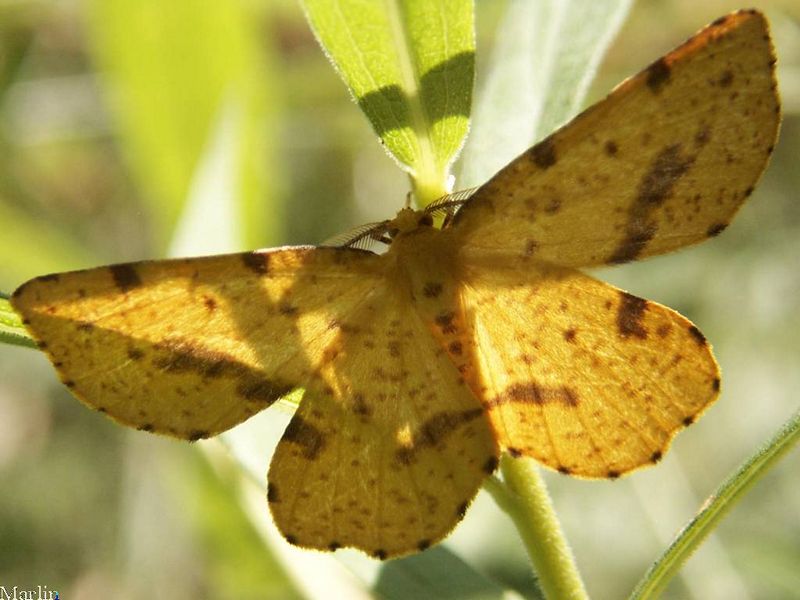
<box><xmin>370</xmin><ymin>545</ymin><xmax>516</xmax><ymax>600</ymax></box>
<box><xmin>85</xmin><ymin>0</ymin><xmax>279</xmax><ymax>248</ymax></box>
<box><xmin>458</xmin><ymin>0</ymin><xmax>632</xmax><ymax>188</ymax></box>
<box><xmin>628</xmin><ymin>408</ymin><xmax>800</xmax><ymax>600</ymax></box>
<box><xmin>301</xmin><ymin>0</ymin><xmax>474</xmax><ymax>205</ymax></box>
<box><xmin>0</xmin><ymin>293</ymin><xmax>35</xmax><ymax>349</ymax></box>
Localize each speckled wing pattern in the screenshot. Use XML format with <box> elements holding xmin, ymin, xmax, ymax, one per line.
<box><xmin>11</xmin><ymin>247</ymin><xmax>384</xmax><ymax>439</ymax></box>
<box><xmin>452</xmin><ymin>10</ymin><xmax>780</xmax><ymax>268</ymax></box>
<box><xmin>268</xmin><ymin>283</ymin><xmax>497</xmax><ymax>558</ymax></box>
<box><xmin>457</xmin><ymin>257</ymin><xmax>719</xmax><ymax>478</ymax></box>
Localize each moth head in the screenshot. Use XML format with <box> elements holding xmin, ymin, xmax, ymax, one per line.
<box><xmin>389</xmin><ymin>207</ymin><xmax>433</xmax><ymax>238</ymax></box>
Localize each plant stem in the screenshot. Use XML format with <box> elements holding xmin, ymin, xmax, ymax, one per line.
<box><xmin>410</xmin><ymin>173</ymin><xmax>448</xmax><ymax>209</ymax></box>
<box><xmin>485</xmin><ymin>455</ymin><xmax>589</xmax><ymax>600</ymax></box>
<box><xmin>628</xmin><ymin>407</ymin><xmax>800</xmax><ymax>600</ymax></box>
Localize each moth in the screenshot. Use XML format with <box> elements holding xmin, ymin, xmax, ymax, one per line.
<box><xmin>11</xmin><ymin>10</ymin><xmax>780</xmax><ymax>559</ymax></box>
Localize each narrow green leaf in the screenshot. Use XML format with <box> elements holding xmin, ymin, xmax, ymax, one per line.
<box><xmin>301</xmin><ymin>0</ymin><xmax>474</xmax><ymax>205</ymax></box>
<box><xmin>85</xmin><ymin>0</ymin><xmax>278</xmax><ymax>248</ymax></box>
<box><xmin>629</xmin><ymin>408</ymin><xmax>800</xmax><ymax>600</ymax></box>
<box><xmin>370</xmin><ymin>545</ymin><xmax>517</xmax><ymax>600</ymax></box>
<box><xmin>0</xmin><ymin>293</ymin><xmax>35</xmax><ymax>349</ymax></box>
<box><xmin>459</xmin><ymin>0</ymin><xmax>632</xmax><ymax>188</ymax></box>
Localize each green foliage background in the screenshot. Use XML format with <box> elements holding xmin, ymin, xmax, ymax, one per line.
<box><xmin>0</xmin><ymin>1</ymin><xmax>798</xmax><ymax>598</ymax></box>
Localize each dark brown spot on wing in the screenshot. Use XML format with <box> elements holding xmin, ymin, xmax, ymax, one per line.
<box><xmin>530</xmin><ymin>138</ymin><xmax>557</xmax><ymax>169</ymax></box>
<box><xmin>718</xmin><ymin>70</ymin><xmax>734</xmax><ymax>87</ymax></box>
<box><xmin>711</xmin><ymin>14</ymin><xmax>729</xmax><ymax>27</ymax></box>
<box><xmin>242</xmin><ymin>251</ymin><xmax>269</xmax><ymax>274</ymax></box>
<box><xmin>544</xmin><ymin>197</ymin><xmax>561</xmax><ymax>214</ymax></box>
<box><xmin>707</xmin><ymin>222</ymin><xmax>727</xmax><ymax>237</ymax></box>
<box><xmin>688</xmin><ymin>325</ymin><xmax>707</xmax><ymax>346</ymax></box>
<box><xmin>435</xmin><ymin>311</ymin><xmax>456</xmax><ymax>334</ymax></box>
<box><xmin>646</xmin><ymin>58</ymin><xmax>671</xmax><ymax>93</ymax></box>
<box><xmin>353</xmin><ymin>393</ymin><xmax>371</xmax><ymax>417</ymax></box>
<box><xmin>694</xmin><ymin>126</ymin><xmax>711</xmax><ymax>147</ymax></box>
<box><xmin>423</xmin><ymin>282</ymin><xmax>442</xmax><ymax>298</ymax></box>
<box><xmin>448</xmin><ymin>341</ymin><xmax>462</xmax><ymax>356</ymax></box>
<box><xmin>110</xmin><ymin>264</ymin><xmax>142</xmax><ymax>292</ymax></box>
<box><xmin>127</xmin><ymin>347</ymin><xmax>144</xmax><ymax>360</ymax></box>
<box><xmin>267</xmin><ymin>483</ymin><xmax>280</xmax><ymax>503</ymax></box>
<box><xmin>483</xmin><ymin>456</ymin><xmax>499</xmax><ymax>474</ymax></box>
<box><xmin>656</xmin><ymin>324</ymin><xmax>671</xmax><ymax>338</ymax></box>
<box><xmin>279</xmin><ymin>302</ymin><xmax>298</xmax><ymax>316</ymax></box>
<box><xmin>283</xmin><ymin>415</ymin><xmax>326</xmax><ymax>460</ymax></box>
<box><xmin>617</xmin><ymin>292</ymin><xmax>648</xmax><ymax>339</ymax></box>
<box><xmin>188</xmin><ymin>430</ymin><xmax>209</xmax><ymax>441</ymax></box>
<box><xmin>604</xmin><ymin>140</ymin><xmax>618</xmax><ymax>156</ymax></box>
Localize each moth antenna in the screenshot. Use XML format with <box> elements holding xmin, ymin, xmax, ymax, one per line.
<box><xmin>424</xmin><ymin>187</ymin><xmax>480</xmax><ymax>228</ymax></box>
<box><xmin>320</xmin><ymin>221</ymin><xmax>391</xmax><ymax>251</ymax></box>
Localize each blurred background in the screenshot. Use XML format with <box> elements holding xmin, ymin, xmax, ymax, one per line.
<box><xmin>0</xmin><ymin>0</ymin><xmax>798</xmax><ymax>598</ymax></box>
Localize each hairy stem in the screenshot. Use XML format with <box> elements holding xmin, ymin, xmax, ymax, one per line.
<box><xmin>485</xmin><ymin>455</ymin><xmax>589</xmax><ymax>600</ymax></box>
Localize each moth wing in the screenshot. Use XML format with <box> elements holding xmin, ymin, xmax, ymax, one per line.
<box><xmin>268</xmin><ymin>283</ymin><xmax>498</xmax><ymax>558</ymax></box>
<box><xmin>451</xmin><ymin>10</ymin><xmax>779</xmax><ymax>267</ymax></box>
<box><xmin>459</xmin><ymin>258</ymin><xmax>719</xmax><ymax>477</ymax></box>
<box><xmin>11</xmin><ymin>247</ymin><xmax>384</xmax><ymax>439</ymax></box>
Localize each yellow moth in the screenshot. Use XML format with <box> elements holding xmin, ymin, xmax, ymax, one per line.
<box><xmin>11</xmin><ymin>10</ymin><xmax>780</xmax><ymax>559</ymax></box>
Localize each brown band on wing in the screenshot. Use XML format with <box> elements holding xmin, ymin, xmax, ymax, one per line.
<box><xmin>617</xmin><ymin>292</ymin><xmax>649</xmax><ymax>339</ymax></box>
<box><xmin>395</xmin><ymin>408</ymin><xmax>484</xmax><ymax>464</ymax></box>
<box><xmin>282</xmin><ymin>416</ymin><xmax>327</xmax><ymax>460</ymax></box>
<box><xmin>152</xmin><ymin>338</ymin><xmax>292</xmax><ymax>405</ymax></box>
<box><xmin>608</xmin><ymin>144</ymin><xmax>695</xmax><ymax>264</ymax></box>
<box><xmin>487</xmin><ymin>382</ymin><xmax>579</xmax><ymax>409</ymax></box>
